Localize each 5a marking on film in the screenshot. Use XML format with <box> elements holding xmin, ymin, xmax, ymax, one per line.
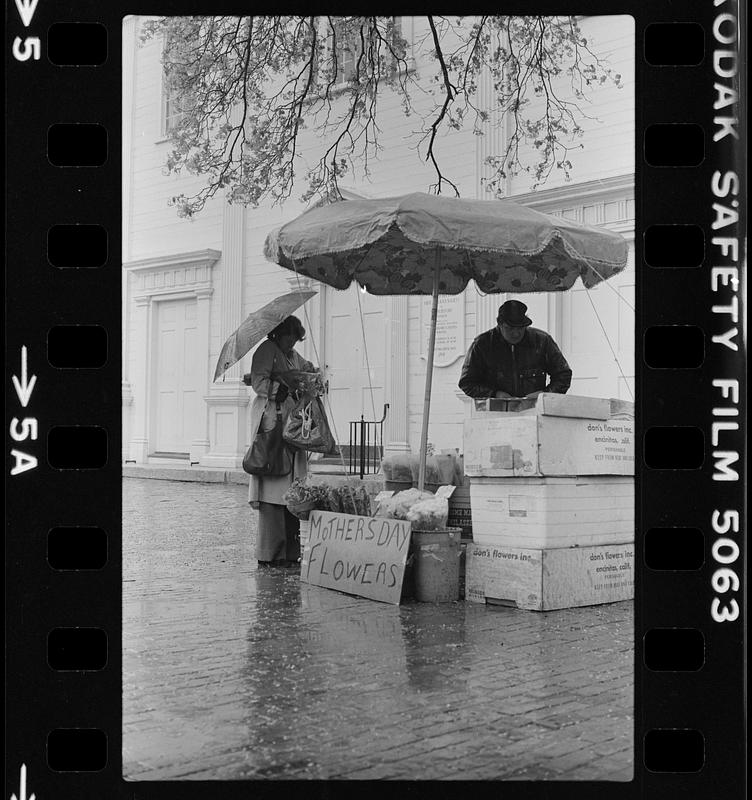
<box><xmin>9</xmin><ymin>346</ymin><xmax>38</xmax><ymax>476</ymax></box>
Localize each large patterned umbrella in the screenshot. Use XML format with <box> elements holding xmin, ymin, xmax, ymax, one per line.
<box><xmin>264</xmin><ymin>192</ymin><xmax>628</xmax><ymax>487</ymax></box>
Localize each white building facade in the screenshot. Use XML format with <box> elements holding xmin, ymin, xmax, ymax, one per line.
<box><xmin>122</xmin><ymin>15</ymin><xmax>635</xmax><ymax>468</ymax></box>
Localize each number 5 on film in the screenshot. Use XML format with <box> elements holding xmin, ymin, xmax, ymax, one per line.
<box><xmin>12</xmin><ymin>36</ymin><xmax>40</xmax><ymax>61</ymax></box>
<box><xmin>12</xmin><ymin>0</ymin><xmax>41</xmax><ymax>61</ymax></box>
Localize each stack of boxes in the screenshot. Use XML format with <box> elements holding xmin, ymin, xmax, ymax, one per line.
<box><xmin>463</xmin><ymin>394</ymin><xmax>635</xmax><ymax>611</ymax></box>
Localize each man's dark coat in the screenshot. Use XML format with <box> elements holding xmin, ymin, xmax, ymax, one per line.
<box><xmin>458</xmin><ymin>326</ymin><xmax>572</xmax><ymax>399</ymax></box>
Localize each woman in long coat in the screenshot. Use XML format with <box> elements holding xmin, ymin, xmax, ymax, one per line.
<box><xmin>245</xmin><ymin>315</ymin><xmax>316</xmax><ymax>567</ymax></box>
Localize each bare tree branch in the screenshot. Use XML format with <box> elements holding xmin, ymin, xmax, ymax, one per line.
<box><xmin>424</xmin><ymin>16</ymin><xmax>459</xmax><ymax>196</ymax></box>
<box><xmin>140</xmin><ymin>15</ymin><xmax>623</xmax><ymax>216</ymax></box>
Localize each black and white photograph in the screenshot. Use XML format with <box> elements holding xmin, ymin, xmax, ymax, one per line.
<box><xmin>121</xmin><ymin>14</ymin><xmax>636</xmax><ymax>781</ymax></box>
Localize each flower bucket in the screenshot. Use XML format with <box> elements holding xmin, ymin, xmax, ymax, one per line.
<box><xmin>299</xmin><ymin>519</ymin><xmax>311</xmax><ymax>548</ymax></box>
<box><xmin>286</xmin><ymin>499</ymin><xmax>318</xmax><ymax>520</ymax></box>
<box><xmin>411</xmin><ymin>527</ymin><xmax>462</xmax><ymax>603</ymax></box>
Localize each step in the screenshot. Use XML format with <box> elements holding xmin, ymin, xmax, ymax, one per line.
<box><xmin>123</xmin><ymin>464</ymin><xmax>247</xmax><ymax>484</ymax></box>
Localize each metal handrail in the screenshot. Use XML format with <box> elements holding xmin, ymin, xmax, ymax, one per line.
<box><xmin>349</xmin><ymin>403</ymin><xmax>389</xmax><ymax>478</ymax></box>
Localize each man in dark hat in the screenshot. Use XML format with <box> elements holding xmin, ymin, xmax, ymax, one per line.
<box><xmin>458</xmin><ymin>300</ymin><xmax>572</xmax><ymax>399</ymax></box>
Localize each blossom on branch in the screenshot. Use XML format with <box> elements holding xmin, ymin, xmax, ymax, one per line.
<box><xmin>141</xmin><ymin>15</ymin><xmax>622</xmax><ymax>217</ymax></box>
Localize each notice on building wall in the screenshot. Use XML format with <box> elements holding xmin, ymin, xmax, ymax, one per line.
<box><xmin>421</xmin><ymin>294</ymin><xmax>465</xmax><ymax>367</ymax></box>
<box><xmin>301</xmin><ymin>511</ymin><xmax>412</xmax><ymax>604</ymax></box>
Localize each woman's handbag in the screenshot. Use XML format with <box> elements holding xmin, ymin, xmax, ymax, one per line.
<box><xmin>243</xmin><ymin>402</ymin><xmax>293</xmax><ymax>476</ymax></box>
<box><xmin>283</xmin><ymin>395</ymin><xmax>336</xmax><ymax>454</ymax></box>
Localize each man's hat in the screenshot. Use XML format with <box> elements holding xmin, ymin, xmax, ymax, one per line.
<box><xmin>497</xmin><ymin>300</ymin><xmax>532</xmax><ymax>327</ymax></box>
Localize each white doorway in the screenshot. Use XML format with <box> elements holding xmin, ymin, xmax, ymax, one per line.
<box><xmin>324</xmin><ymin>285</ymin><xmax>386</xmax><ymax>444</ymax></box>
<box><xmin>151</xmin><ymin>297</ymin><xmax>202</xmax><ymax>455</ymax></box>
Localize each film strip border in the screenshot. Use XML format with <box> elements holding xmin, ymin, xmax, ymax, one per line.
<box><xmin>639</xmin><ymin>7</ymin><xmax>745</xmax><ymax>795</ymax></box>
<box><xmin>6</xmin><ymin>6</ymin><xmax>119</xmax><ymax>797</ymax></box>
<box><xmin>4</xmin><ymin>3</ymin><xmax>746</xmax><ymax>799</ymax></box>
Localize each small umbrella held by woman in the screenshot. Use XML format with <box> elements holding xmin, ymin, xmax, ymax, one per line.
<box><xmin>244</xmin><ymin>315</ymin><xmax>318</xmax><ymax>568</ymax></box>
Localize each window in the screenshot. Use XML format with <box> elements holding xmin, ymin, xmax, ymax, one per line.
<box><xmin>161</xmin><ymin>70</ymin><xmax>185</xmax><ymax>136</ymax></box>
<box><xmin>160</xmin><ymin>27</ymin><xmax>189</xmax><ymax>137</ymax></box>
<box><xmin>332</xmin><ymin>18</ymin><xmax>359</xmax><ymax>84</ymax></box>
<box><xmin>337</xmin><ymin>38</ymin><xmax>357</xmax><ymax>83</ymax></box>
<box><xmin>330</xmin><ymin>17</ymin><xmax>405</xmax><ymax>86</ymax></box>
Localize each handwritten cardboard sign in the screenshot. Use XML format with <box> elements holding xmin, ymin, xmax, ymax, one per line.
<box><xmin>301</xmin><ymin>511</ymin><xmax>412</xmax><ymax>604</ymax></box>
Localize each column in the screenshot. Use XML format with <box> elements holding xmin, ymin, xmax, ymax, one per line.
<box><xmin>284</xmin><ymin>273</ymin><xmax>318</xmax><ymax>366</ymax></box>
<box><xmin>202</xmin><ymin>201</ymin><xmax>249</xmax><ymax>468</ymax></box>
<box><xmin>128</xmin><ymin>295</ymin><xmax>152</xmax><ymax>463</ymax></box>
<box><xmin>122</xmin><ymin>16</ymin><xmax>137</xmax><ymax>264</ymax></box>
<box><xmin>550</xmin><ymin>293</ymin><xmax>563</xmax><ymax>345</ymax></box>
<box><xmin>475</xmin><ymin>293</ymin><xmax>500</xmax><ymax>337</ymax></box>
<box><xmin>122</xmin><ymin>380</ymin><xmax>134</xmax><ymax>462</ymax></box>
<box><xmin>217</xmin><ymin>201</ymin><xmax>245</xmax><ymax>382</ymax></box>
<box><xmin>475</xmin><ymin>62</ymin><xmax>505</xmax><ymax>200</ymax></box>
<box><xmin>122</xmin><ymin>270</ymin><xmax>134</xmax><ymax>461</ymax></box>
<box><xmin>384</xmin><ymin>296</ymin><xmax>410</xmax><ymax>452</ymax></box>
<box><xmin>316</xmin><ymin>284</ymin><xmax>327</xmax><ymax>377</ymax></box>
<box><xmin>189</xmin><ymin>287</ymin><xmax>213</xmax><ymax>463</ymax></box>
<box><xmin>474</xmin><ymin>63</ymin><xmax>505</xmax><ymax>337</ymax></box>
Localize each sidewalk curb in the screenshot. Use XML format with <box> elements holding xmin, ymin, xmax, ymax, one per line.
<box><xmin>122</xmin><ymin>464</ymin><xmax>386</xmax><ymax>487</ymax></box>
<box><xmin>123</xmin><ymin>465</ymin><xmax>248</xmax><ymax>484</ymax></box>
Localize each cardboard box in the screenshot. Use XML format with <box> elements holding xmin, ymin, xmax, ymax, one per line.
<box><xmin>473</xmin><ymin>397</ymin><xmax>538</xmax><ymax>415</ymax></box>
<box><xmin>472</xmin><ymin>393</ymin><xmax>621</xmax><ymax>420</ymax></box>
<box><xmin>470</xmin><ymin>476</ymin><xmax>634</xmax><ymax>549</ymax></box>
<box><xmin>463</xmin><ymin>413</ymin><xmax>634</xmax><ymax>477</ymax></box>
<box><xmin>465</xmin><ymin>541</ymin><xmax>634</xmax><ymax>611</ymax></box>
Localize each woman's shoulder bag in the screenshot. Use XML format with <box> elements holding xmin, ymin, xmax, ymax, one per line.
<box><xmin>243</xmin><ymin>401</ymin><xmax>293</xmax><ymax>476</ymax></box>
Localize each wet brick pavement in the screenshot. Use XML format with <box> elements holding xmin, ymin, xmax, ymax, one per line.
<box><xmin>123</xmin><ymin>477</ymin><xmax>634</xmax><ymax>781</ymax></box>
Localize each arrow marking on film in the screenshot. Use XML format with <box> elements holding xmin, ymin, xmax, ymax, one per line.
<box><xmin>12</xmin><ymin>346</ymin><xmax>37</xmax><ymax>408</ymax></box>
<box><xmin>10</xmin><ymin>764</ymin><xmax>36</xmax><ymax>800</ymax></box>
<box><xmin>14</xmin><ymin>0</ymin><xmax>39</xmax><ymax>27</ymax></box>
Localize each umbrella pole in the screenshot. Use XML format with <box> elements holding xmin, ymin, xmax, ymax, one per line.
<box><xmin>418</xmin><ymin>251</ymin><xmax>441</xmax><ymax>492</ymax></box>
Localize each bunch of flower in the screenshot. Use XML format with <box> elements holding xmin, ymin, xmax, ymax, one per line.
<box><xmin>285</xmin><ymin>478</ymin><xmax>373</xmax><ymax>518</ymax></box>
<box><xmin>282</xmin><ymin>370</ymin><xmax>326</xmax><ymax>397</ymax></box>
<box><xmin>376</xmin><ymin>488</ymin><xmax>433</xmax><ymax>520</ymax></box>
<box><xmin>375</xmin><ymin>488</ymin><xmax>449</xmax><ymax>531</ymax></box>
<box><xmin>327</xmin><ymin>481</ymin><xmax>372</xmax><ymax>516</ymax></box>
<box><xmin>283</xmin><ymin>479</ymin><xmax>331</xmax><ymax>508</ymax></box>
<box><xmin>405</xmin><ymin>496</ymin><xmax>449</xmax><ymax>531</ymax></box>
<box><xmin>380</xmin><ymin>453</ymin><xmax>412</xmax><ymax>483</ymax></box>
